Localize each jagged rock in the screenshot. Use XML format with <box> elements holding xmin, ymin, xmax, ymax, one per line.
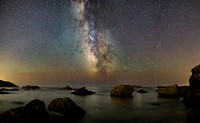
<box><xmin>137</xmin><ymin>89</ymin><xmax>148</xmax><ymax>93</ymax></box>
<box><xmin>59</xmin><ymin>86</ymin><xmax>73</xmax><ymax>90</ymax></box>
<box><xmin>111</xmin><ymin>85</ymin><xmax>134</xmax><ymax>97</ymax></box>
<box><xmin>48</xmin><ymin>97</ymin><xmax>86</xmax><ymax>119</ymax></box>
<box><xmin>157</xmin><ymin>84</ymin><xmax>180</xmax><ymax>98</ymax></box>
<box><xmin>71</xmin><ymin>87</ymin><xmax>95</xmax><ymax>96</ymax></box>
<box><xmin>0</xmin><ymin>99</ymin><xmax>48</xmax><ymax>123</ymax></box>
<box><xmin>0</xmin><ymin>80</ymin><xmax>18</xmax><ymax>87</ymax></box>
<box><xmin>21</xmin><ymin>85</ymin><xmax>40</xmax><ymax>90</ymax></box>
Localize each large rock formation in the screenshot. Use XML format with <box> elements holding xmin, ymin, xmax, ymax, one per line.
<box><xmin>48</xmin><ymin>97</ymin><xmax>86</xmax><ymax>119</ymax></box>
<box><xmin>157</xmin><ymin>84</ymin><xmax>180</xmax><ymax>98</ymax></box>
<box><xmin>186</xmin><ymin>64</ymin><xmax>200</xmax><ymax>111</ymax></box>
<box><xmin>0</xmin><ymin>99</ymin><xmax>49</xmax><ymax>123</ymax></box>
<box><xmin>0</xmin><ymin>80</ymin><xmax>18</xmax><ymax>87</ymax></box>
<box><xmin>21</xmin><ymin>85</ymin><xmax>40</xmax><ymax>90</ymax></box>
<box><xmin>71</xmin><ymin>87</ymin><xmax>95</xmax><ymax>96</ymax></box>
<box><xmin>111</xmin><ymin>84</ymin><xmax>134</xmax><ymax>97</ymax></box>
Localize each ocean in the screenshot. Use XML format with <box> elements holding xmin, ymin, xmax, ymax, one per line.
<box><xmin>0</xmin><ymin>87</ymin><xmax>189</xmax><ymax>123</ymax></box>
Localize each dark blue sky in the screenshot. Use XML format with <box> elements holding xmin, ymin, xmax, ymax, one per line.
<box><xmin>1</xmin><ymin>0</ymin><xmax>200</xmax><ymax>86</ymax></box>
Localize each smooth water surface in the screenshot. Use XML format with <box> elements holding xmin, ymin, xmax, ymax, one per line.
<box><xmin>0</xmin><ymin>87</ymin><xmax>189</xmax><ymax>123</ymax></box>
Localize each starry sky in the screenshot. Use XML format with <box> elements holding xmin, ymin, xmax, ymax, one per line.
<box><xmin>1</xmin><ymin>0</ymin><xmax>200</xmax><ymax>87</ymax></box>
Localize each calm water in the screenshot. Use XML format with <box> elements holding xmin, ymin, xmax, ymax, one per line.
<box><xmin>0</xmin><ymin>87</ymin><xmax>189</xmax><ymax>123</ymax></box>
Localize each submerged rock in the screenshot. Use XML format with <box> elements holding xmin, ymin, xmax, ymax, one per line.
<box><xmin>21</xmin><ymin>85</ymin><xmax>40</xmax><ymax>90</ymax></box>
<box><xmin>0</xmin><ymin>99</ymin><xmax>48</xmax><ymax>123</ymax></box>
<box><xmin>71</xmin><ymin>87</ymin><xmax>95</xmax><ymax>96</ymax></box>
<box><xmin>111</xmin><ymin>85</ymin><xmax>134</xmax><ymax>97</ymax></box>
<box><xmin>48</xmin><ymin>97</ymin><xmax>86</xmax><ymax>119</ymax></box>
<box><xmin>157</xmin><ymin>84</ymin><xmax>180</xmax><ymax>98</ymax></box>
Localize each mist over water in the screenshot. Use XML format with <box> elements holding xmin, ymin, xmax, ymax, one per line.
<box><xmin>0</xmin><ymin>87</ymin><xmax>188</xmax><ymax>123</ymax></box>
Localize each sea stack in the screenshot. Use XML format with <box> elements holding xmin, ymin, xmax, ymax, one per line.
<box><xmin>186</xmin><ymin>64</ymin><xmax>200</xmax><ymax>111</ymax></box>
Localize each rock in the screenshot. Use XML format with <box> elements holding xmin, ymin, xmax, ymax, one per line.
<box><xmin>0</xmin><ymin>80</ymin><xmax>18</xmax><ymax>87</ymax></box>
<box><xmin>59</xmin><ymin>86</ymin><xmax>73</xmax><ymax>90</ymax></box>
<box><xmin>71</xmin><ymin>87</ymin><xmax>95</xmax><ymax>96</ymax></box>
<box><xmin>157</xmin><ymin>84</ymin><xmax>180</xmax><ymax>98</ymax></box>
<box><xmin>0</xmin><ymin>99</ymin><xmax>49</xmax><ymax>123</ymax></box>
<box><xmin>48</xmin><ymin>97</ymin><xmax>86</xmax><ymax>119</ymax></box>
<box><xmin>21</xmin><ymin>85</ymin><xmax>40</xmax><ymax>90</ymax></box>
<box><xmin>185</xmin><ymin>64</ymin><xmax>200</xmax><ymax>111</ymax></box>
<box><xmin>157</xmin><ymin>85</ymin><xmax>189</xmax><ymax>98</ymax></box>
<box><xmin>137</xmin><ymin>89</ymin><xmax>148</xmax><ymax>93</ymax></box>
<box><xmin>111</xmin><ymin>84</ymin><xmax>134</xmax><ymax>97</ymax></box>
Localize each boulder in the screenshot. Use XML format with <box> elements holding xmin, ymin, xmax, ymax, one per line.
<box><xmin>71</xmin><ymin>87</ymin><xmax>95</xmax><ymax>96</ymax></box>
<box><xmin>137</xmin><ymin>89</ymin><xmax>148</xmax><ymax>93</ymax></box>
<box><xmin>111</xmin><ymin>85</ymin><xmax>134</xmax><ymax>97</ymax></box>
<box><xmin>59</xmin><ymin>86</ymin><xmax>73</xmax><ymax>90</ymax></box>
<box><xmin>0</xmin><ymin>99</ymin><xmax>48</xmax><ymax>123</ymax></box>
<box><xmin>48</xmin><ymin>97</ymin><xmax>86</xmax><ymax>119</ymax></box>
<box><xmin>21</xmin><ymin>85</ymin><xmax>40</xmax><ymax>90</ymax></box>
<box><xmin>157</xmin><ymin>84</ymin><xmax>180</xmax><ymax>98</ymax></box>
<box><xmin>0</xmin><ymin>80</ymin><xmax>18</xmax><ymax>87</ymax></box>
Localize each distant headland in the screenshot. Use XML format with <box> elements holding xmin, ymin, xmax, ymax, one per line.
<box><xmin>0</xmin><ymin>80</ymin><xmax>18</xmax><ymax>87</ymax></box>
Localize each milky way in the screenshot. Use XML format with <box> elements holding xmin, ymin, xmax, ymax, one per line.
<box><xmin>72</xmin><ymin>0</ymin><xmax>114</xmax><ymax>76</ymax></box>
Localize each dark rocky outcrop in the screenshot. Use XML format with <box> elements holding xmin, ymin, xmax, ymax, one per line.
<box><xmin>21</xmin><ymin>85</ymin><xmax>40</xmax><ymax>90</ymax></box>
<box><xmin>71</xmin><ymin>87</ymin><xmax>95</xmax><ymax>96</ymax></box>
<box><xmin>0</xmin><ymin>99</ymin><xmax>49</xmax><ymax>123</ymax></box>
<box><xmin>184</xmin><ymin>64</ymin><xmax>200</xmax><ymax>111</ymax></box>
<box><xmin>0</xmin><ymin>80</ymin><xmax>18</xmax><ymax>87</ymax></box>
<box><xmin>137</xmin><ymin>89</ymin><xmax>148</xmax><ymax>93</ymax></box>
<box><xmin>48</xmin><ymin>97</ymin><xmax>86</xmax><ymax>119</ymax></box>
<box><xmin>59</xmin><ymin>86</ymin><xmax>73</xmax><ymax>90</ymax></box>
<box><xmin>157</xmin><ymin>84</ymin><xmax>181</xmax><ymax>98</ymax></box>
<box><xmin>111</xmin><ymin>85</ymin><xmax>134</xmax><ymax>97</ymax></box>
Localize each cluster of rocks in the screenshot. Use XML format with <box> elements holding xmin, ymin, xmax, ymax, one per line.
<box><xmin>0</xmin><ymin>97</ymin><xmax>86</xmax><ymax>123</ymax></box>
<box><xmin>110</xmin><ymin>84</ymin><xmax>148</xmax><ymax>97</ymax></box>
<box><xmin>21</xmin><ymin>85</ymin><xmax>40</xmax><ymax>90</ymax></box>
<box><xmin>58</xmin><ymin>86</ymin><xmax>74</xmax><ymax>90</ymax></box>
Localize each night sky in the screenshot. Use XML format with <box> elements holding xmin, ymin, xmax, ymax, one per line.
<box><xmin>1</xmin><ymin>0</ymin><xmax>200</xmax><ymax>87</ymax></box>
